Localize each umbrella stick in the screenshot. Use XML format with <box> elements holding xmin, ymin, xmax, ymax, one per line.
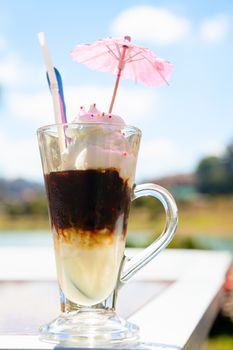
<box><xmin>108</xmin><ymin>71</ymin><xmax>121</xmax><ymax>114</ymax></box>
<box><xmin>108</xmin><ymin>45</ymin><xmax>128</xmax><ymax>114</ymax></box>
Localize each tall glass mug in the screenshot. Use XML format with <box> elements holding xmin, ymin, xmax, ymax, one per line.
<box><xmin>37</xmin><ymin>123</ymin><xmax>178</xmax><ymax>347</ymax></box>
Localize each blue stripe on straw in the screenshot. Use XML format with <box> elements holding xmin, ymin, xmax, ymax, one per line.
<box><xmin>46</xmin><ymin>67</ymin><xmax>67</xmax><ymax>123</ymax></box>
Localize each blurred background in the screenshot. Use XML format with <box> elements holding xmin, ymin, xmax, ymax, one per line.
<box><xmin>0</xmin><ymin>1</ymin><xmax>232</xmax><ymax>349</ymax></box>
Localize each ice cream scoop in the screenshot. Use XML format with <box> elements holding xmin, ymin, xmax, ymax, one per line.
<box><xmin>60</xmin><ymin>104</ymin><xmax>137</xmax><ymax>183</ymax></box>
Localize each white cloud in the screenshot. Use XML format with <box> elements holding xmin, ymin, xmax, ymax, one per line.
<box><xmin>7</xmin><ymin>91</ymin><xmax>53</xmax><ymax>126</ymax></box>
<box><xmin>0</xmin><ymin>52</ymin><xmax>44</xmax><ymax>87</ymax></box>
<box><xmin>0</xmin><ymin>33</ymin><xmax>44</xmax><ymax>87</ymax></box>
<box><xmin>199</xmin><ymin>15</ymin><xmax>230</xmax><ymax>43</ymax></box>
<box><xmin>3</xmin><ymin>84</ymin><xmax>161</xmax><ymax>180</ymax></box>
<box><xmin>136</xmin><ymin>138</ymin><xmax>193</xmax><ymax>180</ymax></box>
<box><xmin>0</xmin><ymin>34</ymin><xmax>6</xmax><ymax>52</ymax></box>
<box><xmin>136</xmin><ymin>138</ymin><xmax>227</xmax><ymax>181</ymax></box>
<box><xmin>111</xmin><ymin>6</ymin><xmax>191</xmax><ymax>45</ymax></box>
<box><xmin>65</xmin><ymin>85</ymin><xmax>159</xmax><ymax>128</ymax></box>
<box><xmin>198</xmin><ymin>140</ymin><xmax>225</xmax><ymax>157</ymax></box>
<box><xmin>7</xmin><ymin>84</ymin><xmax>159</xmax><ymax>129</ymax></box>
<box><xmin>0</xmin><ymin>128</ymin><xmax>42</xmax><ymax>180</ymax></box>
<box><xmin>0</xmin><ymin>53</ymin><xmax>21</xmax><ymax>86</ymax></box>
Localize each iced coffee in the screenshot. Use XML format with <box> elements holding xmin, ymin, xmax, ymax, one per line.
<box><xmin>39</xmin><ymin>105</ymin><xmax>140</xmax><ymax>306</ymax></box>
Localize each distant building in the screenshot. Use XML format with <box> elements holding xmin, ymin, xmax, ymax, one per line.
<box><xmin>148</xmin><ymin>173</ymin><xmax>198</xmax><ymax>200</ymax></box>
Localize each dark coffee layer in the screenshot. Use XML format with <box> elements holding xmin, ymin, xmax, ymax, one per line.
<box><xmin>45</xmin><ymin>169</ymin><xmax>131</xmax><ymax>232</ymax></box>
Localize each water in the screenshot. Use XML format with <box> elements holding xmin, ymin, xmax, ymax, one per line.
<box><xmin>193</xmin><ymin>236</ymin><xmax>233</xmax><ymax>254</ymax></box>
<box><xmin>0</xmin><ymin>231</ymin><xmax>232</xmax><ymax>254</ymax></box>
<box><xmin>0</xmin><ymin>230</ymin><xmax>152</xmax><ymax>247</ymax></box>
<box><xmin>0</xmin><ymin>230</ymin><xmax>152</xmax><ymax>248</ymax></box>
<box><xmin>0</xmin><ymin>230</ymin><xmax>52</xmax><ymax>246</ymax></box>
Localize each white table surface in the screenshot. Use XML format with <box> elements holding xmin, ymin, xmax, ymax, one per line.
<box><xmin>0</xmin><ymin>247</ymin><xmax>231</xmax><ymax>349</ymax></box>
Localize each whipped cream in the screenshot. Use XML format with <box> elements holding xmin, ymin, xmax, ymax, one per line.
<box><xmin>73</xmin><ymin>104</ymin><xmax>125</xmax><ymax>126</ymax></box>
<box><xmin>60</xmin><ymin>104</ymin><xmax>137</xmax><ymax>183</ymax></box>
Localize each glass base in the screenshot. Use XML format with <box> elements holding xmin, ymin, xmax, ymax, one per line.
<box><xmin>40</xmin><ymin>309</ymin><xmax>139</xmax><ymax>347</ymax></box>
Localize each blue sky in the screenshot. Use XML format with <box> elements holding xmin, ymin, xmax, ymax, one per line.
<box><xmin>0</xmin><ymin>0</ymin><xmax>233</xmax><ymax>182</ymax></box>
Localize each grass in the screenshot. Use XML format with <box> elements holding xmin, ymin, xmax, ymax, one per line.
<box><xmin>0</xmin><ymin>214</ymin><xmax>49</xmax><ymax>230</ymax></box>
<box><xmin>128</xmin><ymin>195</ymin><xmax>233</xmax><ymax>238</ymax></box>
<box><xmin>0</xmin><ymin>194</ymin><xmax>233</xmax><ymax>236</ymax></box>
<box><xmin>202</xmin><ymin>312</ymin><xmax>233</xmax><ymax>350</ymax></box>
<box><xmin>203</xmin><ymin>336</ymin><xmax>233</xmax><ymax>350</ymax></box>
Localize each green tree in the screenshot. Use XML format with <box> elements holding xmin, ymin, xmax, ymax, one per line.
<box><xmin>225</xmin><ymin>143</ymin><xmax>233</xmax><ymax>191</ymax></box>
<box><xmin>196</xmin><ymin>156</ymin><xmax>229</xmax><ymax>194</ymax></box>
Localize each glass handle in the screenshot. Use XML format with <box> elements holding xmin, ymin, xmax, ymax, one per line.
<box><xmin>120</xmin><ymin>183</ymin><xmax>178</xmax><ymax>284</ymax></box>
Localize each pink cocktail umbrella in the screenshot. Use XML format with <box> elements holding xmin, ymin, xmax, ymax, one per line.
<box><xmin>71</xmin><ymin>36</ymin><xmax>173</xmax><ymax>113</ymax></box>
